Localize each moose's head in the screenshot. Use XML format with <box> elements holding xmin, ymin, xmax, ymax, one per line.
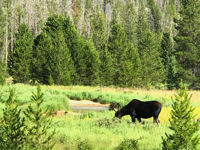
<box><xmin>109</xmin><ymin>102</ymin><xmax>122</xmax><ymax>119</ymax></box>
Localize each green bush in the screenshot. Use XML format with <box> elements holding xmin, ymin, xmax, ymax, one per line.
<box><xmin>43</xmin><ymin>95</ymin><xmax>71</xmax><ymax>111</ymax></box>
<box><xmin>96</xmin><ymin>117</ymin><xmax>122</xmax><ymax>128</ymax></box>
<box><xmin>115</xmin><ymin>139</ymin><xmax>139</xmax><ymax>150</ymax></box>
<box><xmin>77</xmin><ymin>140</ymin><xmax>93</xmax><ymax>150</ymax></box>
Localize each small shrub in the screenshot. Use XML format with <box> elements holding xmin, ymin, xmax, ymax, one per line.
<box><xmin>82</xmin><ymin>91</ymin><xmax>90</xmax><ymax>100</ymax></box>
<box><xmin>115</xmin><ymin>139</ymin><xmax>140</xmax><ymax>150</ymax></box>
<box><xmin>77</xmin><ymin>140</ymin><xmax>93</xmax><ymax>150</ymax></box>
<box><xmin>96</xmin><ymin>117</ymin><xmax>122</xmax><ymax>128</ymax></box>
<box><xmin>48</xmin><ymin>75</ymin><xmax>54</xmax><ymax>86</ymax></box>
<box><xmin>162</xmin><ymin>81</ymin><xmax>200</xmax><ymax>150</ymax></box>
<box><xmin>24</xmin><ymin>84</ymin><xmax>56</xmax><ymax>149</ymax></box>
<box><xmin>80</xmin><ymin>111</ymin><xmax>94</xmax><ymax>119</ymax></box>
<box><xmin>43</xmin><ymin>95</ymin><xmax>71</xmax><ymax>111</ymax></box>
<box><xmin>0</xmin><ymin>88</ymin><xmax>26</xmax><ymax>150</ymax></box>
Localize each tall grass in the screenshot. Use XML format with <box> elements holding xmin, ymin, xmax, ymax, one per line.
<box><xmin>51</xmin><ymin>110</ymin><xmax>171</xmax><ymax>150</ymax></box>
<box><xmin>1</xmin><ymin>84</ymin><xmax>200</xmax><ymax>149</ymax></box>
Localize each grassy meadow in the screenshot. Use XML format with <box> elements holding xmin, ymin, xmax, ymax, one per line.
<box><xmin>1</xmin><ymin>84</ymin><xmax>200</xmax><ymax>149</ymax></box>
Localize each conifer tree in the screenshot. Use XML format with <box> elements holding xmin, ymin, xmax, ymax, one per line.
<box><xmin>35</xmin><ymin>14</ymin><xmax>75</xmax><ymax>86</ymax></box>
<box><xmin>32</xmin><ymin>32</ymin><xmax>54</xmax><ymax>85</ymax></box>
<box><xmin>162</xmin><ymin>81</ymin><xmax>200</xmax><ymax>149</ymax></box>
<box><xmin>110</xmin><ymin>4</ymin><xmax>118</xmax><ymax>27</ymax></box>
<box><xmin>78</xmin><ymin>39</ymin><xmax>100</xmax><ymax>86</ymax></box>
<box><xmin>148</xmin><ymin>0</ymin><xmax>162</xmax><ymax>33</ymax></box>
<box><xmin>163</xmin><ymin>0</ymin><xmax>178</xmax><ymax>34</ymax></box>
<box><xmin>123</xmin><ymin>0</ymin><xmax>137</xmax><ymax>46</ymax></box>
<box><xmin>136</xmin><ymin>1</ymin><xmax>150</xmax><ymax>51</ymax></box>
<box><xmin>161</xmin><ymin>33</ymin><xmax>178</xmax><ymax>89</ymax></box>
<box><xmin>108</xmin><ymin>22</ymin><xmax>128</xmax><ymax>86</ymax></box>
<box><xmin>24</xmin><ymin>84</ymin><xmax>55</xmax><ymax>149</ymax></box>
<box><xmin>82</xmin><ymin>0</ymin><xmax>92</xmax><ymax>39</ymax></box>
<box><xmin>90</xmin><ymin>4</ymin><xmax>107</xmax><ymax>58</ymax></box>
<box><xmin>53</xmin><ymin>31</ymin><xmax>74</xmax><ymax>85</ymax></box>
<box><xmin>0</xmin><ymin>60</ymin><xmax>6</xmax><ymax>85</ymax></box>
<box><xmin>174</xmin><ymin>0</ymin><xmax>200</xmax><ymax>87</ymax></box>
<box><xmin>139</xmin><ymin>32</ymin><xmax>165</xmax><ymax>88</ymax></box>
<box><xmin>100</xmin><ymin>46</ymin><xmax>114</xmax><ymax>86</ymax></box>
<box><xmin>119</xmin><ymin>43</ymin><xmax>142</xmax><ymax>87</ymax></box>
<box><xmin>8</xmin><ymin>23</ymin><xmax>34</xmax><ymax>83</ymax></box>
<box><xmin>62</xmin><ymin>16</ymin><xmax>87</xmax><ymax>85</ymax></box>
<box><xmin>0</xmin><ymin>88</ymin><xmax>26</xmax><ymax>149</ymax></box>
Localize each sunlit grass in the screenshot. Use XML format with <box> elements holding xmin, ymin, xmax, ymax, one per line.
<box><xmin>51</xmin><ymin>106</ymin><xmax>200</xmax><ymax>150</ymax></box>
<box><xmin>1</xmin><ymin>83</ymin><xmax>200</xmax><ymax>149</ymax></box>
<box><xmin>51</xmin><ymin>111</ymin><xmax>170</xmax><ymax>150</ymax></box>
<box><xmin>37</xmin><ymin>85</ymin><xmax>200</xmax><ymax>105</ymax></box>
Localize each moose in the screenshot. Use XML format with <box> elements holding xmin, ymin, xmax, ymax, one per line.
<box><xmin>111</xmin><ymin>99</ymin><xmax>162</xmax><ymax>125</ymax></box>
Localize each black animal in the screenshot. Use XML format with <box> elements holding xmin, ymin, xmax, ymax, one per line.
<box><xmin>111</xmin><ymin>99</ymin><xmax>162</xmax><ymax>125</ymax></box>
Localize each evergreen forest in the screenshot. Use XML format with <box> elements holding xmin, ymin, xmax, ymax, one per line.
<box><xmin>0</xmin><ymin>0</ymin><xmax>200</xmax><ymax>89</ymax></box>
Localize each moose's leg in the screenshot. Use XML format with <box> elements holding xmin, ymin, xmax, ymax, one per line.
<box><xmin>153</xmin><ymin>117</ymin><xmax>160</xmax><ymax>126</ymax></box>
<box><xmin>137</xmin><ymin>117</ymin><xmax>141</xmax><ymax>123</ymax></box>
<box><xmin>130</xmin><ymin>110</ymin><xmax>136</xmax><ymax>123</ymax></box>
<box><xmin>131</xmin><ymin>116</ymin><xmax>136</xmax><ymax>122</ymax></box>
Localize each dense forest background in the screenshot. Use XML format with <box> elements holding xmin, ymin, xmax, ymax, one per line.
<box><xmin>0</xmin><ymin>0</ymin><xmax>199</xmax><ymax>89</ymax></box>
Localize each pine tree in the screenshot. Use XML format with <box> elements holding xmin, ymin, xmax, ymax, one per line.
<box><xmin>100</xmin><ymin>46</ymin><xmax>114</xmax><ymax>86</ymax></box>
<box><xmin>0</xmin><ymin>60</ymin><xmax>6</xmax><ymax>85</ymax></box>
<box><xmin>32</xmin><ymin>31</ymin><xmax>53</xmax><ymax>85</ymax></box>
<box><xmin>62</xmin><ymin>16</ymin><xmax>87</xmax><ymax>85</ymax></box>
<box><xmin>174</xmin><ymin>0</ymin><xmax>200</xmax><ymax>87</ymax></box>
<box><xmin>167</xmin><ymin>60</ymin><xmax>179</xmax><ymax>90</ymax></box>
<box><xmin>139</xmin><ymin>32</ymin><xmax>165</xmax><ymax>88</ymax></box>
<box><xmin>163</xmin><ymin>0</ymin><xmax>178</xmax><ymax>34</ymax></box>
<box><xmin>8</xmin><ymin>22</ymin><xmax>34</xmax><ymax>83</ymax></box>
<box><xmin>148</xmin><ymin>0</ymin><xmax>162</xmax><ymax>33</ymax></box>
<box><xmin>162</xmin><ymin>81</ymin><xmax>200</xmax><ymax>149</ymax></box>
<box><xmin>161</xmin><ymin>32</ymin><xmax>178</xmax><ymax>89</ymax></box>
<box><xmin>24</xmin><ymin>84</ymin><xmax>55</xmax><ymax>149</ymax></box>
<box><xmin>82</xmin><ymin>0</ymin><xmax>92</xmax><ymax>39</ymax></box>
<box><xmin>123</xmin><ymin>0</ymin><xmax>137</xmax><ymax>46</ymax></box>
<box><xmin>108</xmin><ymin>22</ymin><xmax>128</xmax><ymax>86</ymax></box>
<box><xmin>53</xmin><ymin>31</ymin><xmax>74</xmax><ymax>85</ymax></box>
<box><xmin>36</xmin><ymin>14</ymin><xmax>75</xmax><ymax>86</ymax></box>
<box><xmin>0</xmin><ymin>88</ymin><xmax>26</xmax><ymax>149</ymax></box>
<box><xmin>136</xmin><ymin>1</ymin><xmax>150</xmax><ymax>51</ymax></box>
<box><xmin>119</xmin><ymin>42</ymin><xmax>142</xmax><ymax>87</ymax></box>
<box><xmin>77</xmin><ymin>39</ymin><xmax>100</xmax><ymax>86</ymax></box>
<box><xmin>110</xmin><ymin>4</ymin><xmax>118</xmax><ymax>27</ymax></box>
<box><xmin>90</xmin><ymin>4</ymin><xmax>107</xmax><ymax>58</ymax></box>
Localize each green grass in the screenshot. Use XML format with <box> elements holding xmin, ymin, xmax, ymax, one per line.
<box><xmin>51</xmin><ymin>111</ymin><xmax>171</xmax><ymax>150</ymax></box>
<box><xmin>1</xmin><ymin>84</ymin><xmax>200</xmax><ymax>149</ymax></box>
